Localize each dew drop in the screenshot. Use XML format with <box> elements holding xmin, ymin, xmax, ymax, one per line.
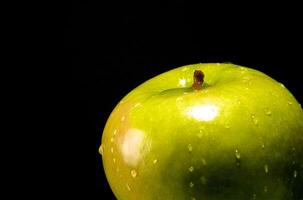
<box><xmin>188</xmin><ymin>166</ymin><xmax>194</xmax><ymax>172</ymax></box>
<box><xmin>131</xmin><ymin>169</ymin><xmax>137</xmax><ymax>178</ymax></box>
<box><xmin>121</xmin><ymin>116</ymin><xmax>125</xmax><ymax>121</ymax></box>
<box><xmin>251</xmin><ymin>114</ymin><xmax>259</xmax><ymax>126</ymax></box>
<box><xmin>225</xmin><ymin>124</ymin><xmax>231</xmax><ymax>129</ymax></box>
<box><xmin>200</xmin><ymin>176</ymin><xmax>207</xmax><ymax>185</ymax></box>
<box><xmin>189</xmin><ymin>182</ymin><xmax>194</xmax><ymax>188</ymax></box>
<box><xmin>235</xmin><ymin>149</ymin><xmax>241</xmax><ymax>166</ymax></box>
<box><xmin>288</xmin><ymin>101</ymin><xmax>293</xmax><ymax>105</ymax></box>
<box><xmin>181</xmin><ymin>67</ymin><xmax>189</xmax><ymax>72</ymax></box>
<box><xmin>126</xmin><ymin>183</ymin><xmax>131</xmax><ymax>191</ymax></box>
<box><xmin>188</xmin><ymin>144</ymin><xmax>193</xmax><ymax>152</ymax></box>
<box><xmin>110</xmin><ymin>147</ymin><xmax>114</xmax><ymax>153</ymax></box>
<box><xmin>134</xmin><ymin>102</ymin><xmax>142</xmax><ymax>108</ymax></box>
<box><xmin>264</xmin><ymin>164</ymin><xmax>269</xmax><ymax>173</ymax></box>
<box><xmin>110</xmin><ymin>137</ymin><xmax>114</xmax><ymax>142</ymax></box>
<box><xmin>153</xmin><ymin>159</ymin><xmax>158</xmax><ymax>164</ymax></box>
<box><xmin>235</xmin><ymin>149</ymin><xmax>241</xmax><ymax>159</ymax></box>
<box><xmin>264</xmin><ymin>108</ymin><xmax>272</xmax><ymax>116</ymax></box>
<box><xmin>99</xmin><ymin>144</ymin><xmax>104</xmax><ymax>156</ymax></box>
<box><xmin>113</xmin><ymin>129</ymin><xmax>117</xmax><ymax>135</ymax></box>
<box><xmin>294</xmin><ymin>170</ymin><xmax>298</xmax><ymax>178</ymax></box>
<box><xmin>264</xmin><ymin>185</ymin><xmax>268</xmax><ymax>192</ymax></box>
<box><xmin>113</xmin><ymin>158</ymin><xmax>116</xmax><ymax>163</ymax></box>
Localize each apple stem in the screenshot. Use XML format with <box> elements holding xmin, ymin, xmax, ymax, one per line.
<box><xmin>192</xmin><ymin>70</ymin><xmax>204</xmax><ymax>90</ymax></box>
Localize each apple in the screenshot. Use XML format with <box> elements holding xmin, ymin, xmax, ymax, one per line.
<box><xmin>99</xmin><ymin>63</ymin><xmax>303</xmax><ymax>200</ymax></box>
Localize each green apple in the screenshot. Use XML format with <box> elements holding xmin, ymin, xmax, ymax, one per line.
<box><xmin>99</xmin><ymin>63</ymin><xmax>303</xmax><ymax>200</ymax></box>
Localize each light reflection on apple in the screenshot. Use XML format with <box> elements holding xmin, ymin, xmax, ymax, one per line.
<box><xmin>121</xmin><ymin>128</ymin><xmax>146</xmax><ymax>167</ymax></box>
<box><xmin>186</xmin><ymin>104</ymin><xmax>219</xmax><ymax>121</ymax></box>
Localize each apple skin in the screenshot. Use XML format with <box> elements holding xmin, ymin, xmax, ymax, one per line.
<box><xmin>100</xmin><ymin>63</ymin><xmax>303</xmax><ymax>200</ymax></box>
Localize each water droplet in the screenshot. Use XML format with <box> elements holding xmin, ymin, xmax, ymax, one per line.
<box><xmin>235</xmin><ymin>149</ymin><xmax>241</xmax><ymax>159</ymax></box>
<box><xmin>131</xmin><ymin>169</ymin><xmax>137</xmax><ymax>178</ymax></box>
<box><xmin>264</xmin><ymin>108</ymin><xmax>272</xmax><ymax>116</ymax></box>
<box><xmin>110</xmin><ymin>137</ymin><xmax>114</xmax><ymax>142</ymax></box>
<box><xmin>225</xmin><ymin>123</ymin><xmax>230</xmax><ymax>129</ymax></box>
<box><xmin>181</xmin><ymin>67</ymin><xmax>189</xmax><ymax>72</ymax></box>
<box><xmin>179</xmin><ymin>79</ymin><xmax>186</xmax><ymax>87</ymax></box>
<box><xmin>189</xmin><ymin>182</ymin><xmax>194</xmax><ymax>188</ymax></box>
<box><xmin>126</xmin><ymin>183</ymin><xmax>131</xmax><ymax>191</ymax></box>
<box><xmin>113</xmin><ymin>129</ymin><xmax>117</xmax><ymax>135</ymax></box>
<box><xmin>99</xmin><ymin>144</ymin><xmax>104</xmax><ymax>156</ymax></box>
<box><xmin>288</xmin><ymin>101</ymin><xmax>293</xmax><ymax>105</ymax></box>
<box><xmin>134</xmin><ymin>102</ymin><xmax>142</xmax><ymax>108</ymax></box>
<box><xmin>153</xmin><ymin>159</ymin><xmax>158</xmax><ymax>164</ymax></box>
<box><xmin>113</xmin><ymin>158</ymin><xmax>116</xmax><ymax>163</ymax></box>
<box><xmin>235</xmin><ymin>149</ymin><xmax>241</xmax><ymax>166</ymax></box>
<box><xmin>264</xmin><ymin>164</ymin><xmax>269</xmax><ymax>173</ymax></box>
<box><xmin>294</xmin><ymin>170</ymin><xmax>298</xmax><ymax>178</ymax></box>
<box><xmin>264</xmin><ymin>185</ymin><xmax>268</xmax><ymax>192</ymax></box>
<box><xmin>262</xmin><ymin>144</ymin><xmax>265</xmax><ymax>149</ymax></box>
<box><xmin>200</xmin><ymin>176</ymin><xmax>207</xmax><ymax>185</ymax></box>
<box><xmin>201</xmin><ymin>158</ymin><xmax>207</xmax><ymax>166</ymax></box>
<box><xmin>251</xmin><ymin>114</ymin><xmax>259</xmax><ymax>126</ymax></box>
<box><xmin>188</xmin><ymin>144</ymin><xmax>193</xmax><ymax>152</ymax></box>
<box><xmin>280</xmin><ymin>83</ymin><xmax>285</xmax><ymax>88</ymax></box>
<box><xmin>188</xmin><ymin>166</ymin><xmax>194</xmax><ymax>172</ymax></box>
<box><xmin>110</xmin><ymin>147</ymin><xmax>114</xmax><ymax>153</ymax></box>
<box><xmin>121</xmin><ymin>116</ymin><xmax>125</xmax><ymax>121</ymax></box>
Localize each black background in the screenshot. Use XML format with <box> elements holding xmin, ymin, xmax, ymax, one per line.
<box><xmin>66</xmin><ymin>2</ymin><xmax>302</xmax><ymax>199</ymax></box>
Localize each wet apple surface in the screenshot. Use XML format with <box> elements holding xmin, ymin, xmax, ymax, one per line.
<box><xmin>100</xmin><ymin>63</ymin><xmax>303</xmax><ymax>200</ymax></box>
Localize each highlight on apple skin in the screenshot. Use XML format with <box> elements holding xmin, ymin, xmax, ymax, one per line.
<box><xmin>99</xmin><ymin>63</ymin><xmax>303</xmax><ymax>200</ymax></box>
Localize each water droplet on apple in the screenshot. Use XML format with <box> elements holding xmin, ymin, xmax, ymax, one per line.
<box><xmin>113</xmin><ymin>129</ymin><xmax>117</xmax><ymax>135</ymax></box>
<box><xmin>225</xmin><ymin>124</ymin><xmax>230</xmax><ymax>129</ymax></box>
<box><xmin>201</xmin><ymin>158</ymin><xmax>207</xmax><ymax>165</ymax></box>
<box><xmin>110</xmin><ymin>147</ymin><xmax>114</xmax><ymax>153</ymax></box>
<box><xmin>264</xmin><ymin>185</ymin><xmax>268</xmax><ymax>192</ymax></box>
<box><xmin>121</xmin><ymin>116</ymin><xmax>126</xmax><ymax>121</ymax></box>
<box><xmin>181</xmin><ymin>67</ymin><xmax>189</xmax><ymax>72</ymax></box>
<box><xmin>188</xmin><ymin>166</ymin><xmax>194</xmax><ymax>172</ymax></box>
<box><xmin>235</xmin><ymin>149</ymin><xmax>241</xmax><ymax>166</ymax></box>
<box><xmin>235</xmin><ymin>149</ymin><xmax>241</xmax><ymax>159</ymax></box>
<box><xmin>294</xmin><ymin>170</ymin><xmax>298</xmax><ymax>178</ymax></box>
<box><xmin>113</xmin><ymin>158</ymin><xmax>116</xmax><ymax>163</ymax></box>
<box><xmin>99</xmin><ymin>144</ymin><xmax>104</xmax><ymax>156</ymax></box>
<box><xmin>280</xmin><ymin>83</ymin><xmax>285</xmax><ymax>88</ymax></box>
<box><xmin>251</xmin><ymin>114</ymin><xmax>259</xmax><ymax>126</ymax></box>
<box><xmin>126</xmin><ymin>183</ymin><xmax>131</xmax><ymax>191</ymax></box>
<box><xmin>110</xmin><ymin>137</ymin><xmax>114</xmax><ymax>142</ymax></box>
<box><xmin>179</xmin><ymin>79</ymin><xmax>187</xmax><ymax>87</ymax></box>
<box><xmin>288</xmin><ymin>101</ymin><xmax>293</xmax><ymax>105</ymax></box>
<box><xmin>134</xmin><ymin>102</ymin><xmax>142</xmax><ymax>108</ymax></box>
<box><xmin>153</xmin><ymin>159</ymin><xmax>158</xmax><ymax>164</ymax></box>
<box><xmin>131</xmin><ymin>169</ymin><xmax>137</xmax><ymax>178</ymax></box>
<box><xmin>264</xmin><ymin>164</ymin><xmax>269</xmax><ymax>173</ymax></box>
<box><xmin>189</xmin><ymin>182</ymin><xmax>194</xmax><ymax>188</ymax></box>
<box><xmin>200</xmin><ymin>176</ymin><xmax>207</xmax><ymax>185</ymax></box>
<box><xmin>264</xmin><ymin>108</ymin><xmax>272</xmax><ymax>116</ymax></box>
<box><xmin>188</xmin><ymin>144</ymin><xmax>193</xmax><ymax>152</ymax></box>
